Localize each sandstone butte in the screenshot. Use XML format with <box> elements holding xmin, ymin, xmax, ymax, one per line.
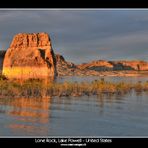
<box><xmin>2</xmin><ymin>32</ymin><xmax>57</xmax><ymax>79</ymax></box>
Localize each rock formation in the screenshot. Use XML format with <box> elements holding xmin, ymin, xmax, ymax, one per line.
<box><xmin>77</xmin><ymin>60</ymin><xmax>113</xmax><ymax>71</ymax></box>
<box><xmin>55</xmin><ymin>54</ymin><xmax>113</xmax><ymax>76</ymax></box>
<box><xmin>77</xmin><ymin>60</ymin><xmax>148</xmax><ymax>72</ymax></box>
<box><xmin>110</xmin><ymin>61</ymin><xmax>148</xmax><ymax>71</ymax></box>
<box><xmin>56</xmin><ymin>54</ymin><xmax>78</xmax><ymax>76</ymax></box>
<box><xmin>2</xmin><ymin>32</ymin><xmax>57</xmax><ymax>79</ymax></box>
<box><xmin>1</xmin><ymin>33</ymin><xmax>148</xmax><ymax>78</ymax></box>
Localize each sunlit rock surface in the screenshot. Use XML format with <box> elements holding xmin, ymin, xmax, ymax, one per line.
<box><xmin>2</xmin><ymin>32</ymin><xmax>57</xmax><ymax>79</ymax></box>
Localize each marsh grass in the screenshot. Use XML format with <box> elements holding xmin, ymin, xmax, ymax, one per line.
<box><xmin>0</xmin><ymin>77</ymin><xmax>148</xmax><ymax>98</ymax></box>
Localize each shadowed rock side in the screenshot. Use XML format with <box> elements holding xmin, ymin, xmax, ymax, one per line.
<box><xmin>0</xmin><ymin>50</ymin><xmax>6</xmax><ymax>73</ymax></box>
<box><xmin>56</xmin><ymin>54</ymin><xmax>100</xmax><ymax>76</ymax></box>
<box><xmin>2</xmin><ymin>33</ymin><xmax>57</xmax><ymax>79</ymax></box>
<box><xmin>56</xmin><ymin>54</ymin><xmax>78</xmax><ymax>76</ymax></box>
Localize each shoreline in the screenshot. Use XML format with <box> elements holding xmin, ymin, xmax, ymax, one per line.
<box><xmin>57</xmin><ymin>70</ymin><xmax>148</xmax><ymax>77</ymax></box>
<box><xmin>1</xmin><ymin>69</ymin><xmax>148</xmax><ymax>78</ymax></box>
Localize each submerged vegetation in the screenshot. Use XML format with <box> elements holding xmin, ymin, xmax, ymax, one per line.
<box><xmin>0</xmin><ymin>75</ymin><xmax>148</xmax><ymax>98</ymax></box>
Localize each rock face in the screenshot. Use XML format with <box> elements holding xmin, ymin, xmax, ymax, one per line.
<box><xmin>77</xmin><ymin>60</ymin><xmax>148</xmax><ymax>71</ymax></box>
<box><xmin>56</xmin><ymin>54</ymin><xmax>78</xmax><ymax>76</ymax></box>
<box><xmin>55</xmin><ymin>55</ymin><xmax>113</xmax><ymax>76</ymax></box>
<box><xmin>110</xmin><ymin>61</ymin><xmax>148</xmax><ymax>71</ymax></box>
<box><xmin>77</xmin><ymin>60</ymin><xmax>113</xmax><ymax>71</ymax></box>
<box><xmin>2</xmin><ymin>32</ymin><xmax>57</xmax><ymax>79</ymax></box>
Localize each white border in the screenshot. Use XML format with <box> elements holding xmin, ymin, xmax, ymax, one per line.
<box><xmin>0</xmin><ymin>8</ymin><xmax>148</xmax><ymax>138</ymax></box>
<box><xmin>0</xmin><ymin>8</ymin><xmax>148</xmax><ymax>10</ymax></box>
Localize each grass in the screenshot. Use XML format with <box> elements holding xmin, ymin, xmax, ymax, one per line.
<box><xmin>0</xmin><ymin>75</ymin><xmax>148</xmax><ymax>98</ymax></box>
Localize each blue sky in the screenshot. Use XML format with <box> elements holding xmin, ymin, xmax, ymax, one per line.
<box><xmin>0</xmin><ymin>9</ymin><xmax>148</xmax><ymax>64</ymax></box>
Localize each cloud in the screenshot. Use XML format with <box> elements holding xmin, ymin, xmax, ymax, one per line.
<box><xmin>0</xmin><ymin>10</ymin><xmax>148</xmax><ymax>63</ymax></box>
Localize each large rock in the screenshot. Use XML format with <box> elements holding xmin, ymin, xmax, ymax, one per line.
<box><xmin>2</xmin><ymin>32</ymin><xmax>57</xmax><ymax>79</ymax></box>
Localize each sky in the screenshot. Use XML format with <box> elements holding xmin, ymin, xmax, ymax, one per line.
<box><xmin>0</xmin><ymin>9</ymin><xmax>148</xmax><ymax>64</ymax></box>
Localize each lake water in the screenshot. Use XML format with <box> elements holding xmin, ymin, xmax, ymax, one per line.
<box><xmin>56</xmin><ymin>76</ymin><xmax>148</xmax><ymax>83</ymax></box>
<box><xmin>0</xmin><ymin>76</ymin><xmax>148</xmax><ymax>136</ymax></box>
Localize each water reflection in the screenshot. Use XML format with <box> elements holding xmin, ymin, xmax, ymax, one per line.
<box><xmin>0</xmin><ymin>97</ymin><xmax>52</xmax><ymax>136</ymax></box>
<box><xmin>56</xmin><ymin>76</ymin><xmax>148</xmax><ymax>83</ymax></box>
<box><xmin>0</xmin><ymin>90</ymin><xmax>148</xmax><ymax>136</ymax></box>
<box><xmin>8</xmin><ymin>97</ymin><xmax>50</xmax><ymax>122</ymax></box>
<box><xmin>96</xmin><ymin>92</ymin><xmax>128</xmax><ymax>109</ymax></box>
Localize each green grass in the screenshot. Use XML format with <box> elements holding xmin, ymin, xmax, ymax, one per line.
<box><xmin>0</xmin><ymin>76</ymin><xmax>148</xmax><ymax>98</ymax></box>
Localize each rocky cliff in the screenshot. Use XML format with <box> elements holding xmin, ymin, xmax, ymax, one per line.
<box><xmin>56</xmin><ymin>54</ymin><xmax>78</xmax><ymax>76</ymax></box>
<box><xmin>2</xmin><ymin>32</ymin><xmax>57</xmax><ymax>79</ymax></box>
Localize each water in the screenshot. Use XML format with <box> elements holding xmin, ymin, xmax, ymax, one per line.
<box><xmin>56</xmin><ymin>76</ymin><xmax>148</xmax><ymax>83</ymax></box>
<box><xmin>0</xmin><ymin>76</ymin><xmax>148</xmax><ymax>136</ymax></box>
